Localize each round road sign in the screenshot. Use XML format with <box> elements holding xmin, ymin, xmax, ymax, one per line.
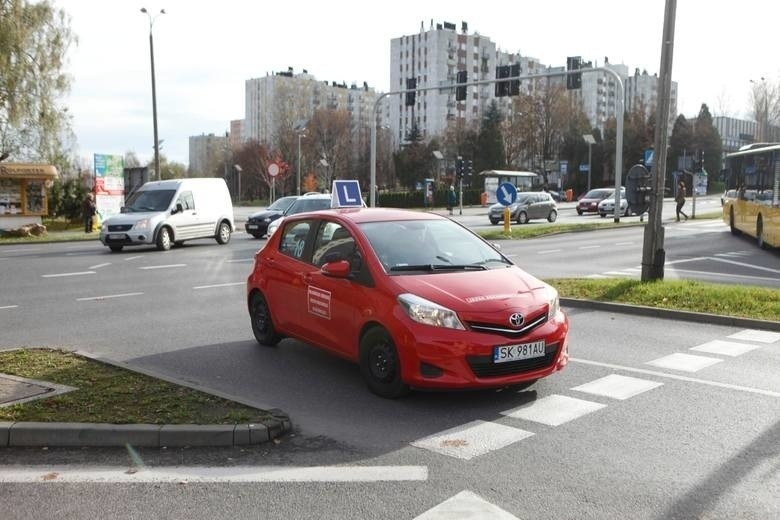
<box><xmin>268</xmin><ymin>162</ymin><xmax>280</xmax><ymax>177</ymax></box>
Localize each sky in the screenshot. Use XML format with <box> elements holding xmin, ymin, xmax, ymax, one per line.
<box><xmin>55</xmin><ymin>0</ymin><xmax>780</xmax><ymax>168</ymax></box>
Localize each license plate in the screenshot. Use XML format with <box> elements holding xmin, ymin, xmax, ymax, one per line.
<box><xmin>493</xmin><ymin>340</ymin><xmax>546</xmax><ymax>363</ymax></box>
<box><xmin>109</xmin><ymin>233</ymin><xmax>125</xmax><ymax>240</ymax></box>
<box><xmin>247</xmin><ymin>224</ymin><xmax>258</xmax><ymax>229</ymax></box>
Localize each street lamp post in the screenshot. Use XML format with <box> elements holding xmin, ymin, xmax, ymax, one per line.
<box><xmin>293</xmin><ymin>120</ymin><xmax>307</xmax><ymax>195</ymax></box>
<box><xmin>141</xmin><ymin>7</ymin><xmax>165</xmax><ymax>181</ymax></box>
<box><xmin>582</xmin><ymin>134</ymin><xmax>595</xmax><ymax>191</ymax></box>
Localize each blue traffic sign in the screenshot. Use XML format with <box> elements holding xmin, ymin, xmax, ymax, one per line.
<box><xmin>332</xmin><ymin>180</ymin><xmax>363</xmax><ymax>208</ymax></box>
<box><xmin>496</xmin><ymin>182</ymin><xmax>517</xmax><ymax>206</ymax></box>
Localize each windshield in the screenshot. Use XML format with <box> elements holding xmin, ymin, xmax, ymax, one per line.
<box><xmin>285</xmin><ymin>198</ymin><xmax>331</xmax><ymax>215</ymax></box>
<box><xmin>584</xmin><ymin>189</ymin><xmax>613</xmax><ymax>199</ymax></box>
<box><xmin>360</xmin><ymin>219</ymin><xmax>511</xmax><ymax>273</ymax></box>
<box><xmin>123</xmin><ymin>189</ymin><xmax>176</xmax><ymax>212</ymax></box>
<box><xmin>268</xmin><ymin>196</ymin><xmax>297</xmax><ymax>212</ymax></box>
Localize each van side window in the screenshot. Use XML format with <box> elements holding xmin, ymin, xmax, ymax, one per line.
<box><xmin>177</xmin><ymin>191</ymin><xmax>195</xmax><ymax>210</ymax></box>
<box><xmin>279</xmin><ymin>220</ymin><xmax>312</xmax><ymax>260</ymax></box>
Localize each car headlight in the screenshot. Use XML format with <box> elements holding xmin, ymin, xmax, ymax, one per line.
<box><xmin>397</xmin><ymin>293</ymin><xmax>465</xmax><ymax>330</ymax></box>
<box><xmin>547</xmin><ymin>290</ymin><xmax>560</xmax><ymax>320</ymax></box>
<box><xmin>132</xmin><ymin>219</ymin><xmax>150</xmax><ymax>231</ymax></box>
<box><xmin>262</xmin><ymin>217</ymin><xmax>271</xmax><ymax>223</ymax></box>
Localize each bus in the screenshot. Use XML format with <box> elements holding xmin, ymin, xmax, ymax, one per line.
<box><xmin>722</xmin><ymin>143</ymin><xmax>780</xmax><ymax>249</ymax></box>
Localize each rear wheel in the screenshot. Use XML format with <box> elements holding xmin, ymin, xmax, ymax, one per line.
<box><xmin>576</xmin><ymin>209</ymin><xmax>583</xmax><ymax>216</ymax></box>
<box><xmin>215</xmin><ymin>221</ymin><xmax>231</xmax><ymax>244</ymax></box>
<box><xmin>547</xmin><ymin>210</ymin><xmax>557</xmax><ymax>223</ymax></box>
<box><xmin>517</xmin><ymin>211</ymin><xmax>528</xmax><ymax>224</ymax></box>
<box><xmin>359</xmin><ymin>327</ymin><xmax>409</xmax><ymax>398</ymax></box>
<box><xmin>109</xmin><ymin>245</ymin><xmax>123</xmax><ymax>252</ymax></box>
<box><xmin>250</xmin><ymin>292</ymin><xmax>280</xmax><ymax>346</ymax></box>
<box><xmin>156</xmin><ymin>227</ymin><xmax>172</xmax><ymax>251</ymax></box>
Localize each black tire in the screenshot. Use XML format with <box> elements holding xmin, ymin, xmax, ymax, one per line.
<box><xmin>548</xmin><ymin>210</ymin><xmax>557</xmax><ymax>223</ymax></box>
<box><xmin>757</xmin><ymin>216</ymin><xmax>765</xmax><ymax>249</ymax></box>
<box><xmin>517</xmin><ymin>211</ymin><xmax>528</xmax><ymax>224</ymax></box>
<box><xmin>729</xmin><ymin>208</ymin><xmax>740</xmax><ymax>235</ymax></box>
<box><xmin>156</xmin><ymin>227</ymin><xmax>172</xmax><ymax>251</ymax></box>
<box><xmin>250</xmin><ymin>292</ymin><xmax>280</xmax><ymax>346</ymax></box>
<box><xmin>359</xmin><ymin>327</ymin><xmax>409</xmax><ymax>398</ymax></box>
<box><xmin>623</xmin><ymin>206</ymin><xmax>630</xmax><ymax>217</ymax></box>
<box><xmin>109</xmin><ymin>245</ymin><xmax>123</xmax><ymax>252</ymax></box>
<box><xmin>216</xmin><ymin>221</ymin><xmax>231</xmax><ymax>245</ymax></box>
<box><xmin>576</xmin><ymin>209</ymin><xmax>583</xmax><ymax>216</ymax></box>
<box><xmin>599</xmin><ymin>213</ymin><xmax>606</xmax><ymax>218</ymax></box>
<box><xmin>489</xmin><ymin>218</ymin><xmax>499</xmax><ymax>225</ymax></box>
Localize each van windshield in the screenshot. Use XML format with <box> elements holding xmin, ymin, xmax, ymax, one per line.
<box><xmin>124</xmin><ymin>189</ymin><xmax>176</xmax><ymax>212</ymax></box>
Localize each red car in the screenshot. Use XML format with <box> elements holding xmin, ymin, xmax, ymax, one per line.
<box><xmin>246</xmin><ymin>208</ymin><xmax>569</xmax><ymax>398</ymax></box>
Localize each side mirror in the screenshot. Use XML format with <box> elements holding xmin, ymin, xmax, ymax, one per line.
<box><xmin>173</xmin><ymin>202</ymin><xmax>183</xmax><ymax>214</ymax></box>
<box><xmin>120</xmin><ymin>206</ymin><xmax>128</xmax><ymax>213</ymax></box>
<box><xmin>321</xmin><ymin>259</ymin><xmax>351</xmax><ymax>278</ymax></box>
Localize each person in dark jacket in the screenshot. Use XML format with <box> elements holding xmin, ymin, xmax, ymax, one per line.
<box><xmin>675</xmin><ymin>181</ymin><xmax>688</xmax><ymax>222</ymax></box>
<box><xmin>447</xmin><ymin>185</ymin><xmax>457</xmax><ymax>215</ymax></box>
<box><xmin>82</xmin><ymin>193</ymin><xmax>96</xmax><ymax>233</ymax></box>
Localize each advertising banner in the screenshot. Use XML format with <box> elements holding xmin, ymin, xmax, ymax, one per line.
<box><xmin>94</xmin><ymin>154</ymin><xmax>125</xmax><ymax>218</ymax></box>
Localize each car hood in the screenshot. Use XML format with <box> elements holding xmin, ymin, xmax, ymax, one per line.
<box><xmin>248</xmin><ymin>210</ymin><xmax>281</xmax><ymax>220</ymax></box>
<box><xmin>389</xmin><ymin>267</ymin><xmax>546</xmax><ymax>312</ymax></box>
<box><xmin>103</xmin><ymin>211</ymin><xmax>161</xmax><ymax>224</ymax></box>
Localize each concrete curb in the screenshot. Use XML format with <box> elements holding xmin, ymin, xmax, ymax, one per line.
<box><xmin>561</xmin><ymin>298</ymin><xmax>780</xmax><ymax>332</ymax></box>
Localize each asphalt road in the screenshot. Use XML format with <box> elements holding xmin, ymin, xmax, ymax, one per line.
<box><xmin>0</xmin><ymin>209</ymin><xmax>778</xmax><ymax>519</ymax></box>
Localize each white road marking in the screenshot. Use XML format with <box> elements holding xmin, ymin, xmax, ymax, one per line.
<box><xmin>76</xmin><ymin>292</ymin><xmax>144</xmax><ymax>302</ymax></box>
<box><xmin>614</xmin><ymin>242</ymin><xmax>634</xmax><ymax>246</ymax></box>
<box><xmin>663</xmin><ymin>268</ymin><xmax>780</xmax><ymax>284</ymax></box>
<box><xmin>0</xmin><ymin>248</ymin><xmax>41</xmax><ymax>253</ymax></box>
<box><xmin>578</xmin><ymin>245</ymin><xmax>601</xmax><ymax>250</ymax></box>
<box><xmin>728</xmin><ymin>329</ymin><xmax>780</xmax><ymax>344</ymax></box>
<box><xmin>571</xmin><ymin>358</ymin><xmax>780</xmax><ymax>398</ymax></box>
<box><xmin>414</xmin><ymin>490</ymin><xmax>519</xmax><ymax>520</ymax></box>
<box><xmin>585</xmin><ymin>274</ymin><xmax>607</xmax><ymax>279</ymax></box>
<box><xmin>666</xmin><ymin>255</ymin><xmax>780</xmax><ymax>274</ymax></box>
<box><xmin>645</xmin><ymin>353</ymin><xmax>723</xmax><ymax>372</ymax></box>
<box><xmin>572</xmin><ymin>374</ymin><xmax>663</xmax><ymax>400</ymax></box>
<box><xmin>41</xmin><ymin>271</ymin><xmax>95</xmax><ymax>278</ymax></box>
<box><xmin>138</xmin><ymin>264</ymin><xmax>186</xmax><ymax>270</ymax></box>
<box><xmin>537</xmin><ymin>249</ymin><xmax>563</xmax><ymax>255</ymax></box>
<box><xmin>501</xmin><ymin>394</ymin><xmax>605</xmax><ymax>426</ymax></box>
<box><xmin>0</xmin><ymin>465</ymin><xmax>428</xmax><ymax>483</ymax></box>
<box><xmin>690</xmin><ymin>340</ymin><xmax>763</xmax><ymax>357</ymax></box>
<box><xmin>603</xmin><ymin>271</ymin><xmax>634</xmax><ymax>276</ymax></box>
<box><xmin>411</xmin><ymin>420</ymin><xmax>533</xmax><ymax>460</ymax></box>
<box><xmin>88</xmin><ymin>262</ymin><xmax>111</xmax><ymax>269</ymax></box>
<box><xmin>193</xmin><ymin>282</ymin><xmax>244</xmax><ymax>290</ymax></box>
<box><xmin>226</xmin><ymin>258</ymin><xmax>253</xmax><ymax>263</ymax></box>
<box><xmin>0</xmin><ymin>305</ymin><xmax>19</xmax><ymax>310</ymax></box>
<box><xmin>124</xmin><ymin>256</ymin><xmax>144</xmax><ymax>261</ymax></box>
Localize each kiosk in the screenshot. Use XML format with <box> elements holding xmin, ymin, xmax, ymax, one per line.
<box><xmin>0</xmin><ymin>163</ymin><xmax>58</xmax><ymax>230</ymax></box>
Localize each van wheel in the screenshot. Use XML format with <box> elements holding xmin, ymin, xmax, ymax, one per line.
<box><xmin>756</xmin><ymin>216</ymin><xmax>765</xmax><ymax>249</ymax></box>
<box><xmin>109</xmin><ymin>245</ymin><xmax>123</xmax><ymax>252</ymax></box>
<box><xmin>156</xmin><ymin>227</ymin><xmax>172</xmax><ymax>251</ymax></box>
<box><xmin>216</xmin><ymin>221</ymin><xmax>231</xmax><ymax>245</ymax></box>
<box><xmin>359</xmin><ymin>327</ymin><xmax>409</xmax><ymax>398</ymax></box>
<box><xmin>250</xmin><ymin>292</ymin><xmax>280</xmax><ymax>346</ymax></box>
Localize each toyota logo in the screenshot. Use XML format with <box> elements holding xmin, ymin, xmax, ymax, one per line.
<box><xmin>508</xmin><ymin>313</ymin><xmax>524</xmax><ymax>327</ymax></box>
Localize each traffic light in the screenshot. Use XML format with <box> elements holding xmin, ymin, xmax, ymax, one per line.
<box><xmin>566</xmin><ymin>56</ymin><xmax>582</xmax><ymax>90</ymax></box>
<box><xmin>456</xmin><ymin>70</ymin><xmax>467</xmax><ymax>102</ymax></box>
<box><xmin>495</xmin><ymin>65</ymin><xmax>510</xmax><ymax>97</ymax></box>
<box><xmin>405</xmin><ymin>78</ymin><xmax>416</xmax><ymax>107</ymax></box>
<box><xmin>455</xmin><ymin>157</ymin><xmax>464</xmax><ymax>180</ymax></box>
<box><xmin>509</xmin><ymin>64</ymin><xmax>521</xmax><ymax>96</ymax></box>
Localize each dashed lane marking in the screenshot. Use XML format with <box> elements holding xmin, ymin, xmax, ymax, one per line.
<box><xmin>501</xmin><ymin>394</ymin><xmax>606</xmax><ymax>426</ymax></box>
<box><xmin>41</xmin><ymin>271</ymin><xmax>95</xmax><ymax>278</ymax></box>
<box><xmin>193</xmin><ymin>282</ymin><xmax>244</xmax><ymax>290</ymax></box>
<box><xmin>728</xmin><ymin>329</ymin><xmax>780</xmax><ymax>344</ymax></box>
<box><xmin>138</xmin><ymin>264</ymin><xmax>187</xmax><ymax>270</ymax></box>
<box><xmin>645</xmin><ymin>353</ymin><xmax>723</xmax><ymax>373</ymax></box>
<box><xmin>0</xmin><ymin>305</ymin><xmax>19</xmax><ymax>310</ymax></box>
<box><xmin>76</xmin><ymin>292</ymin><xmax>144</xmax><ymax>302</ymax></box>
<box><xmin>572</xmin><ymin>374</ymin><xmax>663</xmax><ymax>400</ymax></box>
<box><xmin>88</xmin><ymin>262</ymin><xmax>111</xmax><ymax>269</ymax></box>
<box><xmin>411</xmin><ymin>420</ymin><xmax>533</xmax><ymax>460</ymax></box>
<box><xmin>690</xmin><ymin>340</ymin><xmax>763</xmax><ymax>357</ymax></box>
<box><xmin>414</xmin><ymin>490</ymin><xmax>519</xmax><ymax>520</ymax></box>
<box><xmin>537</xmin><ymin>249</ymin><xmax>563</xmax><ymax>255</ymax></box>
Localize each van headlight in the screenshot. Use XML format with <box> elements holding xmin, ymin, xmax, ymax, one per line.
<box><xmin>132</xmin><ymin>219</ymin><xmax>150</xmax><ymax>231</ymax></box>
<box><xmin>398</xmin><ymin>293</ymin><xmax>465</xmax><ymax>330</ymax></box>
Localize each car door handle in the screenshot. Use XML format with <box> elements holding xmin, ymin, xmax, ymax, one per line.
<box><xmin>302</xmin><ymin>273</ymin><xmax>312</xmax><ymax>284</ymax></box>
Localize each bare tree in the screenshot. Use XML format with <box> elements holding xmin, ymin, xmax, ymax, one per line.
<box><xmin>749</xmin><ymin>78</ymin><xmax>780</xmax><ymax>141</ymax></box>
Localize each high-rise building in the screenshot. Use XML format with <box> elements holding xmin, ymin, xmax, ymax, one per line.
<box><xmin>188</xmin><ymin>133</ymin><xmax>227</xmax><ymax>177</ymax></box>
<box><xmin>625</xmin><ymin>67</ymin><xmax>678</xmax><ymax>136</ymax></box>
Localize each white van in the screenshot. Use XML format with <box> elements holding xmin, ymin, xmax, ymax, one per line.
<box><xmin>99</xmin><ymin>178</ymin><xmax>235</xmax><ymax>252</ymax></box>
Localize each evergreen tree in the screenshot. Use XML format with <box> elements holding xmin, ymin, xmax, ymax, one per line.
<box><xmin>692</xmin><ymin>104</ymin><xmax>722</xmax><ymax>177</ymax></box>
<box><xmin>474</xmin><ymin>101</ymin><xmax>505</xmax><ymax>172</ymax></box>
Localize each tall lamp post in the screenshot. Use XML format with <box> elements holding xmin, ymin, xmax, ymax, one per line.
<box><xmin>293</xmin><ymin>120</ymin><xmax>307</xmax><ymax>195</ymax></box>
<box><xmin>582</xmin><ymin>134</ymin><xmax>596</xmax><ymax>191</ymax></box>
<box><xmin>141</xmin><ymin>7</ymin><xmax>165</xmax><ymax>181</ymax></box>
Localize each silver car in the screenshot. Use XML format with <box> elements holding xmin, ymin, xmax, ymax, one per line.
<box><xmin>488</xmin><ymin>192</ymin><xmax>558</xmax><ymax>225</ymax></box>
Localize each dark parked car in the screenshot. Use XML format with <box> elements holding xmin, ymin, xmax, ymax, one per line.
<box><xmin>245</xmin><ymin>196</ymin><xmax>298</xmax><ymax>238</ymax></box>
<box><xmin>576</xmin><ymin>188</ymin><xmax>622</xmax><ymax>215</ymax></box>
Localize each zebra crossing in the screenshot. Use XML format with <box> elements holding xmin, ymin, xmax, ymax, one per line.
<box><xmin>587</xmin><ymin>248</ymin><xmax>755</xmax><ymax>279</ymax></box>
<box><xmin>410</xmin><ymin>328</ymin><xmax>777</xmax><ymax>462</ymax></box>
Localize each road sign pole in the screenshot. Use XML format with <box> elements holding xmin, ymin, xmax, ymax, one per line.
<box><xmin>503</xmin><ymin>207</ymin><xmax>511</xmax><ymax>234</ymax></box>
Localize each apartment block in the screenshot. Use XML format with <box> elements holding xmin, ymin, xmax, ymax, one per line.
<box><xmin>188</xmin><ymin>133</ymin><xmax>227</xmax><ymax>177</ymax></box>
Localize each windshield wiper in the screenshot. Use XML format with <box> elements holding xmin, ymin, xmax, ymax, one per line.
<box><xmin>390</xmin><ymin>264</ymin><xmax>487</xmax><ymax>272</ymax></box>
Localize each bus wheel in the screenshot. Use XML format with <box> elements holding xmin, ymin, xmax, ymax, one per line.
<box><xmin>756</xmin><ymin>216</ymin><xmax>765</xmax><ymax>249</ymax></box>
<box><xmin>729</xmin><ymin>208</ymin><xmax>740</xmax><ymax>236</ymax></box>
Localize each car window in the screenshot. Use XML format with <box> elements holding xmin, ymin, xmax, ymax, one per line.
<box><xmin>279</xmin><ymin>220</ymin><xmax>312</xmax><ymax>260</ymax></box>
<box><xmin>177</xmin><ymin>191</ymin><xmax>195</xmax><ymax>210</ymax></box>
<box><xmin>285</xmin><ymin>197</ymin><xmax>331</xmax><ymax>215</ymax></box>
<box><xmin>268</xmin><ymin>196</ymin><xmax>297</xmax><ymax>212</ymax></box>
<box><xmin>312</xmin><ymin>222</ymin><xmax>357</xmax><ymax>268</ymax></box>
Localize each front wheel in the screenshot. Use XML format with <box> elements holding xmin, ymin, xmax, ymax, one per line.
<box><xmin>517</xmin><ymin>211</ymin><xmax>528</xmax><ymax>225</ymax></box>
<box><xmin>547</xmin><ymin>210</ymin><xmax>557</xmax><ymax>223</ymax></box>
<box><xmin>156</xmin><ymin>227</ymin><xmax>172</xmax><ymax>251</ymax></box>
<box><xmin>576</xmin><ymin>209</ymin><xmax>583</xmax><ymax>216</ymax></box>
<box><xmin>215</xmin><ymin>221</ymin><xmax>231</xmax><ymax>244</ymax></box>
<box><xmin>489</xmin><ymin>218</ymin><xmax>499</xmax><ymax>225</ymax></box>
<box><xmin>599</xmin><ymin>213</ymin><xmax>606</xmax><ymax>218</ymax></box>
<box><xmin>359</xmin><ymin>327</ymin><xmax>409</xmax><ymax>399</ymax></box>
<box><xmin>250</xmin><ymin>292</ymin><xmax>280</xmax><ymax>346</ymax></box>
<box><xmin>729</xmin><ymin>208</ymin><xmax>740</xmax><ymax>235</ymax></box>
<box><xmin>109</xmin><ymin>245</ymin><xmax>123</xmax><ymax>252</ymax></box>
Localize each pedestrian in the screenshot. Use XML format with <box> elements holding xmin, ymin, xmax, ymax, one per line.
<box><xmin>675</xmin><ymin>180</ymin><xmax>688</xmax><ymax>222</ymax></box>
<box><xmin>82</xmin><ymin>192</ymin><xmax>96</xmax><ymax>233</ymax></box>
<box><xmin>447</xmin><ymin>185</ymin><xmax>457</xmax><ymax>215</ymax></box>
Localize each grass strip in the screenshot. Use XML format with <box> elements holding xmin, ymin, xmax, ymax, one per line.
<box><xmin>0</xmin><ymin>348</ymin><xmax>274</xmax><ymax>425</ymax></box>
<box><xmin>547</xmin><ymin>278</ymin><xmax>780</xmax><ymax>322</ymax></box>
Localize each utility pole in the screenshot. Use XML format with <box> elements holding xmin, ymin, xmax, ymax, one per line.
<box><xmin>641</xmin><ymin>0</ymin><xmax>677</xmax><ymax>281</ymax></box>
